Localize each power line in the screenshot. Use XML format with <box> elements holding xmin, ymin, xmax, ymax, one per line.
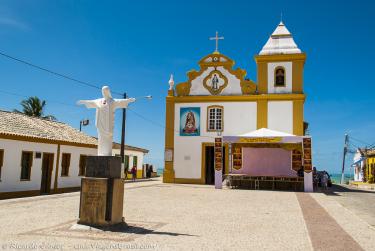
<box><xmin>349</xmin><ymin>135</ymin><xmax>371</xmax><ymax>146</ymax></box>
<box><xmin>0</xmin><ymin>50</ymin><xmax>123</xmax><ymax>95</ymax></box>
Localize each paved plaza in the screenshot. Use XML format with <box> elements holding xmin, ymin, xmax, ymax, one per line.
<box><xmin>0</xmin><ymin>178</ymin><xmax>374</xmax><ymax>251</ymax></box>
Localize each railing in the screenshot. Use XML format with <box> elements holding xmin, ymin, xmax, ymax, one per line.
<box><xmin>224</xmin><ymin>174</ymin><xmax>304</xmax><ymax>191</ymax></box>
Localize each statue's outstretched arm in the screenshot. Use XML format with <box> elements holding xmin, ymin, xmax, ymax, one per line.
<box><xmin>77</xmin><ymin>99</ymin><xmax>98</xmax><ymax>109</ymax></box>
<box><xmin>114</xmin><ymin>98</ymin><xmax>136</xmax><ymax>109</ymax></box>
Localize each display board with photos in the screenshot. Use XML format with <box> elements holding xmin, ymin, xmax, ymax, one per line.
<box><xmin>232</xmin><ymin>144</ymin><xmax>242</xmax><ymax>170</ymax></box>
<box><xmin>214</xmin><ymin>138</ymin><xmax>223</xmax><ymax>171</ymax></box>
<box><xmin>303</xmin><ymin>138</ymin><xmax>312</xmax><ymax>173</ymax></box>
<box><xmin>292</xmin><ymin>149</ymin><xmax>303</xmax><ymax>172</ymax></box>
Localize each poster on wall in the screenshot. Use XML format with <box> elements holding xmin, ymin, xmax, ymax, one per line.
<box><xmin>232</xmin><ymin>144</ymin><xmax>242</xmax><ymax>170</ymax></box>
<box><xmin>180</xmin><ymin>107</ymin><xmax>200</xmax><ymax>136</ymax></box>
<box><xmin>303</xmin><ymin>138</ymin><xmax>312</xmax><ymax>173</ymax></box>
<box><xmin>214</xmin><ymin>138</ymin><xmax>223</xmax><ymax>171</ymax></box>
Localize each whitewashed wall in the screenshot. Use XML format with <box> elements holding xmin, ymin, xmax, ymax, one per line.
<box><xmin>174</xmin><ymin>102</ymin><xmax>257</xmax><ymax>179</ymax></box>
<box><xmin>267</xmin><ymin>62</ymin><xmax>292</xmax><ymax>94</ymax></box>
<box><xmin>0</xmin><ymin>139</ymin><xmax>57</xmax><ymax>192</ymax></box>
<box><xmin>0</xmin><ymin>138</ymin><xmax>96</xmax><ymax>193</ymax></box>
<box><xmin>112</xmin><ymin>148</ymin><xmax>146</xmax><ymax>173</ymax></box>
<box><xmin>58</xmin><ymin>145</ymin><xmax>96</xmax><ymax>188</ymax></box>
<box><xmin>267</xmin><ymin>101</ymin><xmax>293</xmax><ymax>134</ymax></box>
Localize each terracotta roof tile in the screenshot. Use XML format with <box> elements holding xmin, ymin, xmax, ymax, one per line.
<box><xmin>0</xmin><ymin>110</ymin><xmax>97</xmax><ymax>146</ymax></box>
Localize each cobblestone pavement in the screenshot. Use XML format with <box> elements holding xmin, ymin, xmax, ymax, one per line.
<box><xmin>0</xmin><ymin>178</ymin><xmax>374</xmax><ymax>251</ymax></box>
<box><xmin>322</xmin><ymin>184</ymin><xmax>375</xmax><ymax>227</ymax></box>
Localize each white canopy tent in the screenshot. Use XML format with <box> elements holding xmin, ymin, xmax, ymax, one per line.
<box><xmin>222</xmin><ymin>128</ymin><xmax>313</xmax><ymax>192</ymax></box>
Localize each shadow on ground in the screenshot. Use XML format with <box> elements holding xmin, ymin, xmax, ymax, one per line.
<box><xmin>84</xmin><ymin>222</ymin><xmax>197</xmax><ymax>237</ymax></box>
<box><xmin>316</xmin><ymin>184</ymin><xmax>375</xmax><ymax>196</ymax></box>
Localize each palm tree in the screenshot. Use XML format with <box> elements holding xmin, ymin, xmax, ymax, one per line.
<box><xmin>14</xmin><ymin>96</ymin><xmax>56</xmax><ymax>121</ymax></box>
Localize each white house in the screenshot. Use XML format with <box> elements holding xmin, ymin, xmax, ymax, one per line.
<box><xmin>112</xmin><ymin>142</ymin><xmax>149</xmax><ymax>178</ymax></box>
<box><xmin>0</xmin><ymin>110</ymin><xmax>148</xmax><ymax>199</ymax></box>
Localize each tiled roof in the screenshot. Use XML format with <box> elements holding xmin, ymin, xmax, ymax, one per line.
<box><xmin>259</xmin><ymin>22</ymin><xmax>302</xmax><ymax>55</ymax></box>
<box><xmin>0</xmin><ymin>110</ymin><xmax>97</xmax><ymax>146</ymax></box>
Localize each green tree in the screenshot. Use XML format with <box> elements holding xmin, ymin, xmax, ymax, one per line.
<box><xmin>14</xmin><ymin>96</ymin><xmax>56</xmax><ymax>120</ymax></box>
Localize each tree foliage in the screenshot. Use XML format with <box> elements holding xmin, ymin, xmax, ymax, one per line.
<box><xmin>14</xmin><ymin>96</ymin><xmax>56</xmax><ymax>121</ymax></box>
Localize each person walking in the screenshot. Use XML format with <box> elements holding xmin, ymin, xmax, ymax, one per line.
<box><xmin>131</xmin><ymin>165</ymin><xmax>137</xmax><ymax>182</ymax></box>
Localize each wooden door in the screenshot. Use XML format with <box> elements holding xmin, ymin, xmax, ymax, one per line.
<box><xmin>205</xmin><ymin>146</ymin><xmax>215</xmax><ymax>185</ymax></box>
<box><xmin>40</xmin><ymin>153</ymin><xmax>54</xmax><ymax>194</ymax></box>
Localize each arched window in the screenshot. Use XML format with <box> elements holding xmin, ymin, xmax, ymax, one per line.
<box><xmin>274</xmin><ymin>67</ymin><xmax>285</xmax><ymax>87</ymax></box>
<box><xmin>207</xmin><ymin>106</ymin><xmax>223</xmax><ymax>131</ymax></box>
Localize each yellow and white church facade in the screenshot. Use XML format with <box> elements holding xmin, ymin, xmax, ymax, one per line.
<box><xmin>163</xmin><ymin>22</ymin><xmax>312</xmax><ymax>191</ymax></box>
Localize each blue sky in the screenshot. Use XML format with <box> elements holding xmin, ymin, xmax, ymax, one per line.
<box><xmin>0</xmin><ymin>0</ymin><xmax>374</xmax><ymax>174</ymax></box>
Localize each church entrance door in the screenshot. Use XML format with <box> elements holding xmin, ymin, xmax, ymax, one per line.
<box><xmin>205</xmin><ymin>146</ymin><xmax>215</xmax><ymax>185</ymax></box>
<box><xmin>205</xmin><ymin>145</ymin><xmax>227</xmax><ymax>185</ymax></box>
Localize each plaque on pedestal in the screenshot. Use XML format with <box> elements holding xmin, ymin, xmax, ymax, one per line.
<box><xmin>78</xmin><ymin>156</ymin><xmax>124</xmax><ymax>226</ymax></box>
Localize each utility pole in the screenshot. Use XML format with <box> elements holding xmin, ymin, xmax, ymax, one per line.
<box><xmin>341</xmin><ymin>134</ymin><xmax>349</xmax><ymax>184</ymax></box>
<box><xmin>120</xmin><ymin>93</ymin><xmax>127</xmax><ymax>178</ymax></box>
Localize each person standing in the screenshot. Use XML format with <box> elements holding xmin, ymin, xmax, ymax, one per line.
<box><xmin>321</xmin><ymin>172</ymin><xmax>328</xmax><ymax>190</ymax></box>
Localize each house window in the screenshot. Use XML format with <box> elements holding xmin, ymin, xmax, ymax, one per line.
<box><xmin>207</xmin><ymin>106</ymin><xmax>223</xmax><ymax>131</ymax></box>
<box><xmin>20</xmin><ymin>151</ymin><xmax>33</xmax><ymax>180</ymax></box>
<box><xmin>0</xmin><ymin>149</ymin><xmax>4</xmax><ymax>181</ymax></box>
<box><xmin>125</xmin><ymin>155</ymin><xmax>129</xmax><ymax>170</ymax></box>
<box><xmin>133</xmin><ymin>156</ymin><xmax>138</xmax><ymax>168</ymax></box>
<box><xmin>61</xmin><ymin>153</ymin><xmax>71</xmax><ymax>176</ymax></box>
<box><xmin>274</xmin><ymin>67</ymin><xmax>285</xmax><ymax>87</ymax></box>
<box><xmin>78</xmin><ymin>155</ymin><xmax>87</xmax><ymax>176</ymax></box>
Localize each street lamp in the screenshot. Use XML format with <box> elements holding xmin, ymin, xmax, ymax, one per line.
<box><xmin>79</xmin><ymin>119</ymin><xmax>89</xmax><ymax>131</ymax></box>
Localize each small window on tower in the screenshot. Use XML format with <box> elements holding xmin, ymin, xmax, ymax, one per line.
<box><xmin>274</xmin><ymin>67</ymin><xmax>285</xmax><ymax>87</ymax></box>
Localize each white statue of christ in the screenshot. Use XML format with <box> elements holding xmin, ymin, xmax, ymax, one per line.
<box><xmin>77</xmin><ymin>86</ymin><xmax>135</xmax><ymax>156</ymax></box>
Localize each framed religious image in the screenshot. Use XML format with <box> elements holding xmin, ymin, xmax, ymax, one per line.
<box><xmin>180</xmin><ymin>107</ymin><xmax>200</xmax><ymax>136</ymax></box>
<box><xmin>303</xmin><ymin>137</ymin><xmax>313</xmax><ymax>173</ymax></box>
<box><xmin>303</xmin><ymin>138</ymin><xmax>311</xmax><ymax>148</ymax></box>
<box><xmin>164</xmin><ymin>149</ymin><xmax>173</xmax><ymax>162</ymax></box>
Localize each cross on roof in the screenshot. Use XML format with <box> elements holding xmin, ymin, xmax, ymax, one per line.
<box><xmin>209</xmin><ymin>31</ymin><xmax>224</xmax><ymax>53</ymax></box>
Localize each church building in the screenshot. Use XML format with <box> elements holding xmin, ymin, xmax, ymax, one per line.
<box><xmin>164</xmin><ymin>22</ymin><xmax>312</xmax><ymax>191</ymax></box>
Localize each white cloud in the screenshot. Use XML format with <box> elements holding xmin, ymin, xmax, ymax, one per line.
<box><xmin>0</xmin><ymin>16</ymin><xmax>29</xmax><ymax>30</ymax></box>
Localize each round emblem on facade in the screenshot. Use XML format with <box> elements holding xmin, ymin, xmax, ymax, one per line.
<box><xmin>203</xmin><ymin>70</ymin><xmax>228</xmax><ymax>95</ymax></box>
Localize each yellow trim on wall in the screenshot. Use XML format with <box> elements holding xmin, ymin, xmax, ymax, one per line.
<box><xmin>257</xmin><ymin>62</ymin><xmax>268</xmax><ymax>94</ymax></box>
<box><xmin>0</xmin><ymin>133</ymin><xmax>97</xmax><ymax>149</ymax></box>
<box><xmin>257</xmin><ymin>100</ymin><xmax>268</xmax><ymax>129</ymax></box>
<box><xmin>163</xmin><ymin>96</ymin><xmax>176</xmax><ymax>183</ymax></box>
<box><xmin>172</xmin><ymin>93</ymin><xmax>305</xmax><ymax>103</ymax></box>
<box><xmin>293</xmin><ymin>100</ymin><xmax>304</xmax><ymax>136</ymax></box>
<box><xmin>292</xmin><ymin>60</ymin><xmax>304</xmax><ymax>93</ymax></box>
<box><xmin>254</xmin><ymin>53</ymin><xmax>306</xmax><ymax>63</ymax></box>
<box><xmin>255</xmin><ymin>53</ymin><xmax>306</xmax><ymax>95</ymax></box>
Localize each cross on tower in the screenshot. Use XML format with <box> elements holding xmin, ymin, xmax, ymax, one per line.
<box><xmin>209</xmin><ymin>31</ymin><xmax>224</xmax><ymax>53</ymax></box>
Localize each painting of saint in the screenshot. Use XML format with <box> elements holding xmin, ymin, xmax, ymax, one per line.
<box><xmin>180</xmin><ymin>107</ymin><xmax>200</xmax><ymax>136</ymax></box>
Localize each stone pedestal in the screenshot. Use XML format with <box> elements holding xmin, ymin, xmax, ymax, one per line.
<box><xmin>78</xmin><ymin>156</ymin><xmax>124</xmax><ymax>226</ymax></box>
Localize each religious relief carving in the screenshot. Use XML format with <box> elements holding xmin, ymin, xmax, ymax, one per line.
<box><xmin>174</xmin><ymin>53</ymin><xmax>257</xmax><ymax>96</ymax></box>
<box><xmin>203</xmin><ymin>70</ymin><xmax>228</xmax><ymax>95</ymax></box>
